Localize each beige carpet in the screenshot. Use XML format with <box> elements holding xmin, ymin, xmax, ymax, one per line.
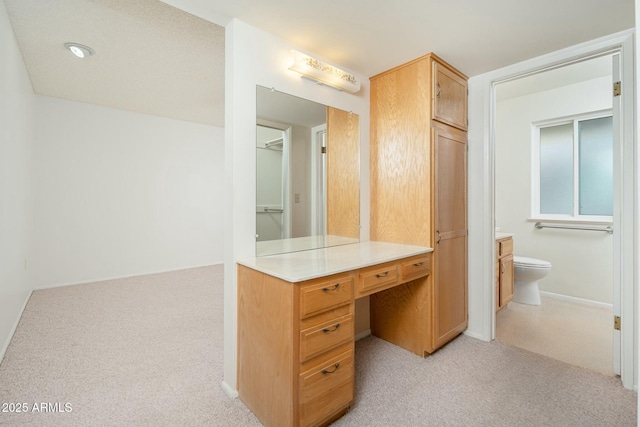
<box><xmin>496</xmin><ymin>296</ymin><xmax>613</xmax><ymax>376</ymax></box>
<box><xmin>0</xmin><ymin>265</ymin><xmax>635</xmax><ymax>426</ymax></box>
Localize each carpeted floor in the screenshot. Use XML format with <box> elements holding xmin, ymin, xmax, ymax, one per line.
<box><xmin>0</xmin><ymin>265</ymin><xmax>636</xmax><ymax>426</ymax></box>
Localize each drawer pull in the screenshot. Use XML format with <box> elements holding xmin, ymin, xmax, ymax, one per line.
<box><xmin>322</xmin><ymin>283</ymin><xmax>340</xmax><ymax>292</ymax></box>
<box><xmin>413</xmin><ymin>262</ymin><xmax>424</xmax><ymax>267</ymax></box>
<box><xmin>375</xmin><ymin>271</ymin><xmax>389</xmax><ymax>278</ymax></box>
<box><xmin>322</xmin><ymin>363</ymin><xmax>340</xmax><ymax>374</ymax></box>
<box><xmin>322</xmin><ymin>323</ymin><xmax>340</xmax><ymax>333</ymax></box>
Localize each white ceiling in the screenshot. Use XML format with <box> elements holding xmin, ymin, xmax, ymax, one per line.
<box><xmin>4</xmin><ymin>0</ymin><xmax>225</xmax><ymax>127</ymax></box>
<box><xmin>3</xmin><ymin>0</ymin><xmax>634</xmax><ymax>127</ymax></box>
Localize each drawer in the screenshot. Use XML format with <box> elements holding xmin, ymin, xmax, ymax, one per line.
<box><xmin>499</xmin><ymin>238</ymin><xmax>513</xmax><ymax>256</ymax></box>
<box><xmin>300</xmin><ymin>314</ymin><xmax>353</xmax><ymax>363</ymax></box>
<box><xmin>400</xmin><ymin>255</ymin><xmax>431</xmax><ymax>281</ymax></box>
<box><xmin>299</xmin><ymin>350</ymin><xmax>354</xmax><ymax>427</ymax></box>
<box><xmin>357</xmin><ymin>262</ymin><xmax>399</xmax><ymax>297</ymax></box>
<box><xmin>300</xmin><ymin>276</ymin><xmax>353</xmax><ymax>319</ymax></box>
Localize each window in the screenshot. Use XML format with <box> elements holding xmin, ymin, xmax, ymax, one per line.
<box><xmin>534</xmin><ymin>112</ymin><xmax>613</xmax><ymax>221</ymax></box>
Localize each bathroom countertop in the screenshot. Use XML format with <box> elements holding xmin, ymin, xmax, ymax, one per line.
<box><xmin>495</xmin><ymin>232</ymin><xmax>514</xmax><ymax>240</ymax></box>
<box><xmin>237</xmin><ymin>241</ymin><xmax>433</xmax><ymax>283</ymax></box>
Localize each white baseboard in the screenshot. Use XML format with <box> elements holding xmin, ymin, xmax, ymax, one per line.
<box><xmin>355</xmin><ymin>329</ymin><xmax>371</xmax><ymax>341</ymax></box>
<box><xmin>539</xmin><ymin>291</ymin><xmax>613</xmax><ymax>310</ymax></box>
<box><xmin>463</xmin><ymin>330</ymin><xmax>488</xmax><ymax>341</ymax></box>
<box><xmin>0</xmin><ymin>289</ymin><xmax>33</xmax><ymax>365</ymax></box>
<box><xmin>34</xmin><ymin>262</ymin><xmax>224</xmax><ymax>290</ymax></box>
<box><xmin>221</xmin><ymin>380</ymin><xmax>238</xmax><ymax>399</ymax></box>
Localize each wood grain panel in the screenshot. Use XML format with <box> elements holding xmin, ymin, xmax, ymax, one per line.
<box><xmin>400</xmin><ymin>255</ymin><xmax>431</xmax><ymax>282</ymax></box>
<box><xmin>370</xmin><ymin>275</ymin><xmax>433</xmax><ymax>356</ymax></box>
<box><xmin>433</xmin><ymin>61</ymin><xmax>468</xmax><ymax>130</ymax></box>
<box><xmin>300</xmin><ymin>314</ymin><xmax>353</xmax><ymax>362</ymax></box>
<box><xmin>299</xmin><ymin>350</ymin><xmax>354</xmax><ymax>427</ymax></box>
<box><xmin>499</xmin><ymin>254</ymin><xmax>514</xmax><ymax>307</ymax></box>
<box><xmin>238</xmin><ymin>265</ymin><xmax>295</xmax><ymax>427</ymax></box>
<box><xmin>299</xmin><ymin>274</ymin><xmax>353</xmax><ymax>319</ymax></box>
<box><xmin>432</xmin><ymin>235</ymin><xmax>468</xmax><ymax>349</ymax></box>
<box><xmin>433</xmin><ymin>121</ymin><xmax>467</xmax><ymax>236</ymax></box>
<box><xmin>356</xmin><ymin>261</ymin><xmax>399</xmax><ymax>297</ymax></box>
<box><xmin>432</xmin><ymin>119</ymin><xmax>467</xmax><ymax>350</ymax></box>
<box><xmin>326</xmin><ymin>107</ymin><xmax>360</xmax><ymax>239</ymax></box>
<box><xmin>370</xmin><ymin>57</ymin><xmax>432</xmax><ymax>246</ymax></box>
<box><xmin>500</xmin><ymin>238</ymin><xmax>513</xmax><ymax>256</ymax></box>
<box><xmin>496</xmin><ymin>237</ymin><xmax>514</xmax><ymax>312</ymax></box>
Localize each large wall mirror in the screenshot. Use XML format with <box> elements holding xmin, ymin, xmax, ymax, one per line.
<box><xmin>256</xmin><ymin>85</ymin><xmax>360</xmax><ymax>256</ymax></box>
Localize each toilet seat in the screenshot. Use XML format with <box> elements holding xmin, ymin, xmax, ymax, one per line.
<box><xmin>513</xmin><ymin>256</ymin><xmax>551</xmax><ymax>268</ymax></box>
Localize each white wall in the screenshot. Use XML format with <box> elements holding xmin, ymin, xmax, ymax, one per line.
<box><xmin>290</xmin><ymin>124</ymin><xmax>312</xmax><ymax>238</ymax></box>
<box><xmin>223</xmin><ymin>19</ymin><xmax>370</xmax><ymax>394</ymax></box>
<box><xmin>33</xmin><ymin>96</ymin><xmax>225</xmax><ymax>288</ymax></box>
<box><xmin>496</xmin><ymin>76</ymin><xmax>614</xmax><ymax>303</ymax></box>
<box><xmin>0</xmin><ymin>0</ymin><xmax>36</xmax><ymax>360</ymax></box>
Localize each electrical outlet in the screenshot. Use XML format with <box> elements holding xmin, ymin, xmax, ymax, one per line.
<box><xmin>294</xmin><ymin>193</ymin><xmax>300</xmax><ymax>203</ymax></box>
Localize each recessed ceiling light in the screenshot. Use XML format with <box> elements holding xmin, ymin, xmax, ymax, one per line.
<box><xmin>64</xmin><ymin>43</ymin><xmax>95</xmax><ymax>59</ymax></box>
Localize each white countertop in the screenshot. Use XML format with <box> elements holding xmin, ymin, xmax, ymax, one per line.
<box><xmin>237</xmin><ymin>241</ymin><xmax>433</xmax><ymax>282</ymax></box>
<box><xmin>495</xmin><ymin>232</ymin><xmax>514</xmax><ymax>240</ymax></box>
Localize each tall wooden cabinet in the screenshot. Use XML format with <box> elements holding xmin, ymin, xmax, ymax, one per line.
<box><xmin>369</xmin><ymin>53</ymin><xmax>468</xmax><ymax>356</ymax></box>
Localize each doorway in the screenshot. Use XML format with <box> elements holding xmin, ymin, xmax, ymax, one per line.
<box><xmin>492</xmin><ymin>54</ymin><xmax>619</xmax><ymax>376</ymax></box>
<box><xmin>256</xmin><ymin>124</ymin><xmax>290</xmax><ymax>242</ymax></box>
<box><xmin>466</xmin><ymin>30</ymin><xmax>635</xmax><ymax>390</ymax></box>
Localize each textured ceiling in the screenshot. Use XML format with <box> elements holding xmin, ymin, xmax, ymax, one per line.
<box><xmin>4</xmin><ymin>0</ymin><xmax>635</xmax><ymax>128</ymax></box>
<box><xmin>4</xmin><ymin>0</ymin><xmax>225</xmax><ymax>127</ymax></box>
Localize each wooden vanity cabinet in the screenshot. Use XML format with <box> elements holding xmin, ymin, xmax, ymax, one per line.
<box><xmin>370</xmin><ymin>53</ymin><xmax>468</xmax><ymax>356</ymax></box>
<box><xmin>238</xmin><ymin>266</ymin><xmax>355</xmax><ymax>427</ymax></box>
<box><xmin>496</xmin><ymin>237</ymin><xmax>514</xmax><ymax>312</ymax></box>
<box><xmin>237</xmin><ymin>250</ymin><xmax>431</xmax><ymax>427</ymax></box>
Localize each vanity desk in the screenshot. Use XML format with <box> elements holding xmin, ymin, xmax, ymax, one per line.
<box><xmin>237</xmin><ymin>241</ymin><xmax>433</xmax><ymax>427</ymax></box>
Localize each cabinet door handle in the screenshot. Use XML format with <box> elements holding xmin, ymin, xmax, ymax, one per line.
<box><xmin>436</xmin><ymin>82</ymin><xmax>441</xmax><ymax>97</ymax></box>
<box><xmin>413</xmin><ymin>262</ymin><xmax>424</xmax><ymax>267</ymax></box>
<box><xmin>322</xmin><ymin>283</ymin><xmax>340</xmax><ymax>292</ymax></box>
<box><xmin>436</xmin><ymin>230</ymin><xmax>441</xmax><ymax>244</ymax></box>
<box><xmin>322</xmin><ymin>363</ymin><xmax>340</xmax><ymax>374</ymax></box>
<box><xmin>376</xmin><ymin>271</ymin><xmax>389</xmax><ymax>278</ymax></box>
<box><xmin>322</xmin><ymin>323</ymin><xmax>340</xmax><ymax>333</ymax></box>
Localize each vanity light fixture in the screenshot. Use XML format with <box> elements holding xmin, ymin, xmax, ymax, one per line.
<box><xmin>64</xmin><ymin>43</ymin><xmax>95</xmax><ymax>59</ymax></box>
<box><xmin>288</xmin><ymin>50</ymin><xmax>360</xmax><ymax>94</ymax></box>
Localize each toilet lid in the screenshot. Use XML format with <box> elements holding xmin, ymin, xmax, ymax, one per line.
<box><xmin>514</xmin><ymin>256</ymin><xmax>551</xmax><ymax>268</ymax></box>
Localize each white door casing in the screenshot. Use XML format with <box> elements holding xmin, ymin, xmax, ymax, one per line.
<box><xmin>466</xmin><ymin>29</ymin><xmax>635</xmax><ymax>390</ymax></box>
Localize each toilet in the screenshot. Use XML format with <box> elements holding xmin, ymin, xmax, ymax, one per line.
<box><xmin>512</xmin><ymin>256</ymin><xmax>552</xmax><ymax>305</ymax></box>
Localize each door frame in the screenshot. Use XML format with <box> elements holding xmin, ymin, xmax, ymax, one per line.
<box><xmin>466</xmin><ymin>29</ymin><xmax>636</xmax><ymax>389</ymax></box>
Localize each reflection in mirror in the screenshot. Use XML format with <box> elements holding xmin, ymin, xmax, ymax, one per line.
<box><xmin>256</xmin><ymin>86</ymin><xmax>360</xmax><ymax>256</ymax></box>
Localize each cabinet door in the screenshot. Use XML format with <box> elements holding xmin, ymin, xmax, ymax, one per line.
<box><xmin>433</xmin><ymin>61</ymin><xmax>468</xmax><ymax>131</ymax></box>
<box><xmin>499</xmin><ymin>254</ymin><xmax>514</xmax><ymax>307</ymax></box>
<box><xmin>432</xmin><ymin>122</ymin><xmax>467</xmax><ymax>349</ymax></box>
